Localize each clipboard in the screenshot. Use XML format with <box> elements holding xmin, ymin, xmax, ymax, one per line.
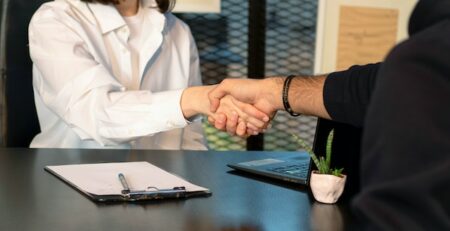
<box><xmin>45</xmin><ymin>162</ymin><xmax>211</xmax><ymax>202</ymax></box>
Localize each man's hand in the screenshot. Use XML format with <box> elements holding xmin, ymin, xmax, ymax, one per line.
<box><xmin>208</xmin><ymin>78</ymin><xmax>284</xmax><ymax>115</ymax></box>
<box><xmin>208</xmin><ymin>75</ymin><xmax>331</xmax><ymax>135</ymax></box>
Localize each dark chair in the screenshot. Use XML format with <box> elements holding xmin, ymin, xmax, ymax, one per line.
<box><xmin>3</xmin><ymin>0</ymin><xmax>50</xmax><ymax>147</ymax></box>
<box><xmin>312</xmin><ymin>118</ymin><xmax>363</xmax><ymax>200</ymax></box>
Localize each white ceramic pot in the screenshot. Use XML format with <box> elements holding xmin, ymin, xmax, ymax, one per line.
<box><xmin>310</xmin><ymin>170</ymin><xmax>347</xmax><ymax>204</ymax></box>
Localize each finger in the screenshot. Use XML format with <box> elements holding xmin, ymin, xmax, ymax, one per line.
<box><xmin>208</xmin><ymin>116</ymin><xmax>215</xmax><ymax>125</ymax></box>
<box><xmin>224</xmin><ymin>103</ymin><xmax>264</xmax><ymax>129</ymax></box>
<box><xmin>232</xmin><ymin>102</ymin><xmax>269</xmax><ymax>129</ymax></box>
<box><xmin>214</xmin><ymin>114</ymin><xmax>227</xmax><ymax>131</ymax></box>
<box><xmin>214</xmin><ymin>113</ymin><xmax>226</xmax><ymax>124</ymax></box>
<box><xmin>247</xmin><ymin>124</ymin><xmax>266</xmax><ymax>134</ymax></box>
<box><xmin>236</xmin><ymin>121</ymin><xmax>247</xmax><ymax>137</ymax></box>
<box><xmin>245</xmin><ymin>117</ymin><xmax>266</xmax><ymax>129</ymax></box>
<box><xmin>242</xmin><ymin>104</ymin><xmax>270</xmax><ymax>123</ymax></box>
<box><xmin>247</xmin><ymin>128</ymin><xmax>259</xmax><ymax>136</ymax></box>
<box><xmin>215</xmin><ymin>120</ymin><xmax>225</xmax><ymax>131</ymax></box>
<box><xmin>246</xmin><ymin>122</ymin><xmax>261</xmax><ymax>132</ymax></box>
<box><xmin>226</xmin><ymin>111</ymin><xmax>239</xmax><ymax>135</ymax></box>
<box><xmin>239</xmin><ymin>117</ymin><xmax>263</xmax><ymax>132</ymax></box>
<box><xmin>210</xmin><ymin>98</ymin><xmax>221</xmax><ymax>113</ymax></box>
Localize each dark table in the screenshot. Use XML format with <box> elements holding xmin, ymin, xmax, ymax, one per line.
<box><xmin>0</xmin><ymin>148</ymin><xmax>354</xmax><ymax>231</ymax></box>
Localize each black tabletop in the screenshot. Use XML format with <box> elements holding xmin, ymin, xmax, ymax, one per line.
<box><xmin>0</xmin><ymin>148</ymin><xmax>354</xmax><ymax>231</ymax></box>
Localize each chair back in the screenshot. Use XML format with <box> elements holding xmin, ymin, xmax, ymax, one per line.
<box><xmin>2</xmin><ymin>0</ymin><xmax>51</xmax><ymax>147</ymax></box>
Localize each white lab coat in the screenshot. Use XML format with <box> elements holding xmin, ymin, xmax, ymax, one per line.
<box><xmin>28</xmin><ymin>0</ymin><xmax>207</xmax><ymax>150</ymax></box>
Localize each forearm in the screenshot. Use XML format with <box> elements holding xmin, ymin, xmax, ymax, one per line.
<box><xmin>207</xmin><ymin>76</ymin><xmax>330</xmax><ymax>136</ymax></box>
<box><xmin>40</xmin><ymin>85</ymin><xmax>189</xmax><ymax>145</ymax></box>
<box><xmin>269</xmin><ymin>63</ymin><xmax>381</xmax><ymax>124</ymax></box>
<box><xmin>263</xmin><ymin>75</ymin><xmax>331</xmax><ymax>119</ymax></box>
<box><xmin>180</xmin><ymin>85</ymin><xmax>214</xmax><ymax>119</ymax></box>
<box><xmin>289</xmin><ymin>75</ymin><xmax>330</xmax><ymax>119</ymax></box>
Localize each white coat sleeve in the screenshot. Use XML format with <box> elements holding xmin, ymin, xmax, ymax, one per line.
<box><xmin>29</xmin><ymin>9</ymin><xmax>188</xmax><ymax>146</ymax></box>
<box><xmin>181</xmin><ymin>23</ymin><xmax>208</xmax><ymax>150</ymax></box>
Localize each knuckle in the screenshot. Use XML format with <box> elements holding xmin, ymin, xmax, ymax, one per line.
<box><xmin>222</xmin><ymin>78</ymin><xmax>231</xmax><ymax>85</ymax></box>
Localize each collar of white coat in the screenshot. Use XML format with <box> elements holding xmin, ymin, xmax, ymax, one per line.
<box><xmin>65</xmin><ymin>0</ymin><xmax>166</xmax><ymax>34</ymax></box>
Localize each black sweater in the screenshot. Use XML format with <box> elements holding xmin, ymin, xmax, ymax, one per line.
<box><xmin>323</xmin><ymin>0</ymin><xmax>450</xmax><ymax>229</ymax></box>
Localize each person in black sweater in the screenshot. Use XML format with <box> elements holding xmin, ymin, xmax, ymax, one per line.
<box><xmin>208</xmin><ymin>0</ymin><xmax>450</xmax><ymax>229</ymax></box>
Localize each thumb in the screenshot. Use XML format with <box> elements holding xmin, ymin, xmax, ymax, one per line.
<box><xmin>208</xmin><ymin>83</ymin><xmax>229</xmax><ymax>112</ymax></box>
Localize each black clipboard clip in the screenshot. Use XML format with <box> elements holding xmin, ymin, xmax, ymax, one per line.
<box><xmin>122</xmin><ymin>186</ymin><xmax>187</xmax><ymax>201</ymax></box>
<box><xmin>118</xmin><ymin>173</ymin><xmax>187</xmax><ymax>201</ymax></box>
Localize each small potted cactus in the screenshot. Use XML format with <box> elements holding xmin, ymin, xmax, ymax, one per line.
<box><xmin>293</xmin><ymin>129</ymin><xmax>346</xmax><ymax>204</ymax></box>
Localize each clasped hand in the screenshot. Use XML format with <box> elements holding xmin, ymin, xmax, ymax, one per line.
<box><xmin>206</xmin><ymin>79</ymin><xmax>281</xmax><ymax>137</ymax></box>
<box><xmin>181</xmin><ymin>81</ymin><xmax>279</xmax><ymax>137</ymax></box>
<box><xmin>207</xmin><ymin>95</ymin><xmax>270</xmax><ymax>137</ymax></box>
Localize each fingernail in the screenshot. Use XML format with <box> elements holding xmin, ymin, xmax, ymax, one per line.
<box><xmin>263</xmin><ymin>116</ymin><xmax>269</xmax><ymax>122</ymax></box>
<box><xmin>253</xmin><ymin>131</ymin><xmax>259</xmax><ymax>135</ymax></box>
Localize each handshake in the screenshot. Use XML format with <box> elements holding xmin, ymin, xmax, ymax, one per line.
<box><xmin>181</xmin><ymin>76</ymin><xmax>329</xmax><ymax>138</ymax></box>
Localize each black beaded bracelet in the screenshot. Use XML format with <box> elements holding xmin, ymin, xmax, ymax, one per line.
<box><xmin>282</xmin><ymin>75</ymin><xmax>301</xmax><ymax>117</ymax></box>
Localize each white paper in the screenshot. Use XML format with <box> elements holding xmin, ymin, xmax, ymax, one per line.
<box><xmin>46</xmin><ymin>162</ymin><xmax>208</xmax><ymax>195</ymax></box>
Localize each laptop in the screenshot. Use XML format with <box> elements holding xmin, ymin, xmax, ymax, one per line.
<box><xmin>227</xmin><ymin>151</ymin><xmax>312</xmax><ymax>185</ymax></box>
<box><xmin>228</xmin><ymin>118</ymin><xmax>362</xmax><ymax>190</ymax></box>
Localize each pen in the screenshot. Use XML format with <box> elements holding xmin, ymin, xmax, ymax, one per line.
<box><xmin>118</xmin><ymin>173</ymin><xmax>130</xmax><ymax>194</ymax></box>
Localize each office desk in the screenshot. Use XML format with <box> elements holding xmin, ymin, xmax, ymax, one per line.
<box><xmin>0</xmin><ymin>148</ymin><xmax>355</xmax><ymax>231</ymax></box>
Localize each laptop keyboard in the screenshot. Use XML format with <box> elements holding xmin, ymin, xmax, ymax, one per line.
<box><xmin>268</xmin><ymin>163</ymin><xmax>309</xmax><ymax>177</ymax></box>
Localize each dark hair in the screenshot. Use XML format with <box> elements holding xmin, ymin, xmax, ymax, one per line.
<box><xmin>80</xmin><ymin>0</ymin><xmax>175</xmax><ymax>13</ymax></box>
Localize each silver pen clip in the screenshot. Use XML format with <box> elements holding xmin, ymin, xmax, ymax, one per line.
<box><xmin>118</xmin><ymin>173</ymin><xmax>130</xmax><ymax>194</ymax></box>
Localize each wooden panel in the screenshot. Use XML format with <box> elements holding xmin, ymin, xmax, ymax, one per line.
<box><xmin>173</xmin><ymin>0</ymin><xmax>221</xmax><ymax>13</ymax></box>
<box><xmin>336</xmin><ymin>6</ymin><xmax>398</xmax><ymax>71</ymax></box>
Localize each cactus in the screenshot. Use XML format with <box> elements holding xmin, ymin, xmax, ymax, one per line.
<box><xmin>292</xmin><ymin>129</ymin><xmax>343</xmax><ymax>177</ymax></box>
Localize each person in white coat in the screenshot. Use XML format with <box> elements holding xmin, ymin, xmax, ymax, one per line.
<box><xmin>29</xmin><ymin>0</ymin><xmax>269</xmax><ymax>150</ymax></box>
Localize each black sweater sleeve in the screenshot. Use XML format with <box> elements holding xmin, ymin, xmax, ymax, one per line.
<box><xmin>323</xmin><ymin>63</ymin><xmax>381</xmax><ymax>127</ymax></box>
<box><xmin>353</xmin><ymin>20</ymin><xmax>450</xmax><ymax>230</ymax></box>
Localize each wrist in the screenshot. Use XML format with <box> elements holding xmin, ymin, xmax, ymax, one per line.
<box><xmin>264</xmin><ymin>77</ymin><xmax>284</xmax><ymax>111</ymax></box>
<box><xmin>282</xmin><ymin>75</ymin><xmax>301</xmax><ymax>116</ymax></box>
<box><xmin>181</xmin><ymin>86</ymin><xmax>213</xmax><ymax>119</ymax></box>
<box><xmin>180</xmin><ymin>87</ymin><xmax>196</xmax><ymax>119</ymax></box>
